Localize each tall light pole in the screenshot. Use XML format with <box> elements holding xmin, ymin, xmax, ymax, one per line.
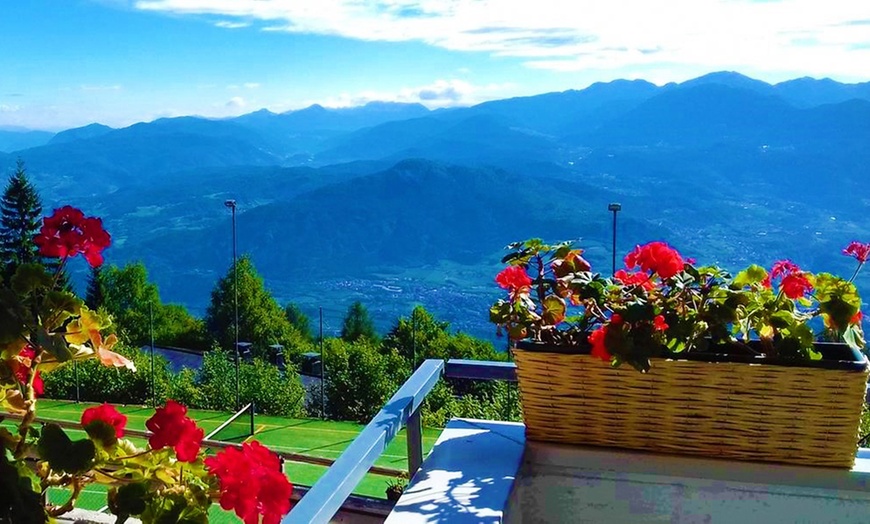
<box><xmin>224</xmin><ymin>199</ymin><xmax>240</xmax><ymax>410</ymax></box>
<box><xmin>149</xmin><ymin>300</ymin><xmax>155</xmax><ymax>408</ymax></box>
<box><xmin>608</xmin><ymin>203</ymin><xmax>622</xmax><ymax>276</ymax></box>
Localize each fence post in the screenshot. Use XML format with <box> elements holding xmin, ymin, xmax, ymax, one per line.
<box><xmin>406</xmin><ymin>405</ymin><xmax>423</xmax><ymax>477</ymax></box>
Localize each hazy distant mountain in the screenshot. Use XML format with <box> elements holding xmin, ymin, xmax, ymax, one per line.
<box><xmin>450</xmin><ymin>79</ymin><xmax>660</xmax><ymax>136</ymax></box>
<box><xmin>8</xmin><ymin>70</ymin><xmax>870</xmax><ymax>337</ymax></box>
<box><xmin>677</xmin><ymin>71</ymin><xmax>777</xmax><ymax>95</ymax></box>
<box><xmin>580</xmin><ymin>83</ymin><xmax>870</xmax><ymax>148</ymax></box>
<box><xmin>230</xmin><ymin>102</ymin><xmax>431</xmax><ymax>158</ymax></box>
<box><xmin>0</xmin><ymin>129</ymin><xmax>55</xmax><ymax>153</ymax></box>
<box><xmin>774</xmin><ymin>77</ymin><xmax>870</xmax><ymax>107</ymax></box>
<box><xmin>13</xmin><ymin>117</ymin><xmax>279</xmax><ymax>197</ymax></box>
<box><xmin>49</xmin><ymin>123</ymin><xmax>114</xmax><ymax>145</ymax></box>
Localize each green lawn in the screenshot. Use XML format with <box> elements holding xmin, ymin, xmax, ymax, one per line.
<box><xmin>8</xmin><ymin>399</ymin><xmax>443</xmax><ymax>522</ymax></box>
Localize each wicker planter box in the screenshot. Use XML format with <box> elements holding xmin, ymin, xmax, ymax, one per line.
<box><xmin>514</xmin><ymin>341</ymin><xmax>870</xmax><ymax>468</ymax></box>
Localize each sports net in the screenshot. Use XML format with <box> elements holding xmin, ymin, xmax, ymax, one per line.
<box><xmin>206</xmin><ymin>402</ymin><xmax>255</xmax><ymax>443</ymax></box>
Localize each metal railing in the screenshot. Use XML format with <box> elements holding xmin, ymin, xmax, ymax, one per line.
<box><xmin>283</xmin><ymin>358</ymin><xmax>517</xmax><ymax>524</ymax></box>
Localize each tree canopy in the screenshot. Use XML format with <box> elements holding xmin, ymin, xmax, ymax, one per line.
<box><xmin>0</xmin><ymin>159</ymin><xmax>43</xmax><ymax>283</ymax></box>
<box><xmin>340</xmin><ymin>301</ymin><xmax>378</xmax><ymax>343</ymax></box>
<box><xmin>205</xmin><ymin>255</ymin><xmax>310</xmax><ymax>359</ymax></box>
<box><xmin>100</xmin><ymin>261</ymin><xmax>207</xmax><ymax>349</ymax></box>
<box><xmin>284</xmin><ymin>302</ymin><xmax>313</xmax><ymax>341</ymax></box>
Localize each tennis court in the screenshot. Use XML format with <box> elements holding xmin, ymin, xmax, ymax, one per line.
<box><xmin>15</xmin><ymin>399</ymin><xmax>440</xmax><ymax>514</ymax></box>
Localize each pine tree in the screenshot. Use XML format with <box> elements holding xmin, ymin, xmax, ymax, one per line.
<box><xmin>340</xmin><ymin>301</ymin><xmax>378</xmax><ymax>343</ymax></box>
<box><xmin>205</xmin><ymin>255</ymin><xmax>309</xmax><ymax>358</ymax></box>
<box><xmin>0</xmin><ymin>159</ymin><xmax>43</xmax><ymax>283</ymax></box>
<box><xmin>284</xmin><ymin>302</ymin><xmax>313</xmax><ymax>341</ymax></box>
<box><xmin>85</xmin><ymin>265</ymin><xmax>104</xmax><ymax>310</ymax></box>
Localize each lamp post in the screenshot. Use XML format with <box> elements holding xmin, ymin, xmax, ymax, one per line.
<box><xmin>608</xmin><ymin>203</ymin><xmax>622</xmax><ymax>276</ymax></box>
<box><xmin>149</xmin><ymin>300</ymin><xmax>155</xmax><ymax>408</ymax></box>
<box><xmin>319</xmin><ymin>307</ymin><xmax>325</xmax><ymax>420</ymax></box>
<box><xmin>224</xmin><ymin>199</ymin><xmax>240</xmax><ymax>410</ymax></box>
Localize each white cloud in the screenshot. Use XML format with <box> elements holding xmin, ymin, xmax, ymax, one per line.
<box><xmin>215</xmin><ymin>20</ymin><xmax>249</xmax><ymax>28</ymax></box>
<box><xmin>133</xmin><ymin>0</ymin><xmax>870</xmax><ymax>79</ymax></box>
<box><xmin>226</xmin><ymin>96</ymin><xmax>246</xmax><ymax>108</ymax></box>
<box><xmin>315</xmin><ymin>78</ymin><xmax>516</xmax><ymax>109</ymax></box>
<box><xmin>0</xmin><ymin>104</ymin><xmax>21</xmax><ymax>113</ymax></box>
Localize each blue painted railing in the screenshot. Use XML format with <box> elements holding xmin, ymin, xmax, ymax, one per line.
<box><xmin>282</xmin><ymin>358</ymin><xmax>516</xmax><ymax>524</ymax></box>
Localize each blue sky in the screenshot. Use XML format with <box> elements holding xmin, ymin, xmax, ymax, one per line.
<box><xmin>2</xmin><ymin>0</ymin><xmax>869</xmax><ymax>130</ymax></box>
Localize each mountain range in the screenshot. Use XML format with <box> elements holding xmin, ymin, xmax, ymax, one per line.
<box><xmin>1</xmin><ymin>71</ymin><xmax>869</xmax><ymax>340</ymax></box>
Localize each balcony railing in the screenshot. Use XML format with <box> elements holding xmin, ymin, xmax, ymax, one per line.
<box><xmin>283</xmin><ymin>358</ymin><xmax>516</xmax><ymax>524</ymax></box>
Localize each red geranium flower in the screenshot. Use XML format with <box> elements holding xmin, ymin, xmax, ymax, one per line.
<box><xmin>781</xmin><ymin>272</ymin><xmax>813</xmax><ymax>299</ymax></box>
<box><xmin>34</xmin><ymin>206</ymin><xmax>111</xmax><ymax>267</ymax></box>
<box><xmin>81</xmin><ymin>403</ymin><xmax>127</xmax><ymax>438</ymax></box>
<box><xmin>588</xmin><ymin>326</ymin><xmax>611</xmax><ymax>362</ymax></box>
<box><xmin>13</xmin><ymin>346</ymin><xmax>43</xmax><ymax>396</ymax></box>
<box><xmin>145</xmin><ymin>400</ymin><xmax>204</xmax><ymax>462</ymax></box>
<box><xmin>205</xmin><ymin>441</ymin><xmax>293</xmax><ymax>524</ymax></box>
<box><xmin>770</xmin><ymin>260</ymin><xmax>800</xmax><ymax>280</ymax></box>
<box><xmin>843</xmin><ymin>241</ymin><xmax>870</xmax><ymax>263</ymax></box>
<box><xmin>624</xmin><ymin>241</ymin><xmax>685</xmax><ymax>279</ymax></box>
<box><xmin>614</xmin><ymin>269</ymin><xmax>654</xmax><ymax>291</ymax></box>
<box><xmin>653</xmin><ymin>315</ymin><xmax>669</xmax><ymax>332</ymax></box>
<box><xmin>495</xmin><ymin>266</ymin><xmax>532</xmax><ymax>292</ymax></box>
<box><xmin>852</xmin><ymin>311</ymin><xmax>864</xmax><ymax>325</ymax></box>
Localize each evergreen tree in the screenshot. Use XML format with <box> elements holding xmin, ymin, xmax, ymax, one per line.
<box><xmin>206</xmin><ymin>255</ymin><xmax>309</xmax><ymax>358</ymax></box>
<box><xmin>284</xmin><ymin>302</ymin><xmax>313</xmax><ymax>341</ymax></box>
<box><xmin>0</xmin><ymin>159</ymin><xmax>43</xmax><ymax>283</ymax></box>
<box><xmin>340</xmin><ymin>301</ymin><xmax>378</xmax><ymax>343</ymax></box>
<box><xmin>85</xmin><ymin>265</ymin><xmax>104</xmax><ymax>310</ymax></box>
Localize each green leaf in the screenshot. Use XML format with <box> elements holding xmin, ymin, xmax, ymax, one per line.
<box><xmin>844</xmin><ymin>324</ymin><xmax>866</xmax><ymax>350</ymax></box>
<box><xmin>769</xmin><ymin>310</ymin><xmax>794</xmax><ymax>329</ymax></box>
<box><xmin>42</xmin><ymin>291</ymin><xmax>82</xmax><ymax>329</ymax></box>
<box><xmin>541</xmin><ymin>296</ymin><xmax>566</xmax><ymax>325</ymax></box>
<box><xmin>84</xmin><ymin>420</ymin><xmax>118</xmax><ymax>449</ymax></box>
<box><xmin>112</xmin><ymin>483</ymin><xmax>149</xmax><ymax>517</ymax></box>
<box><xmin>36</xmin><ymin>329</ymin><xmax>72</xmax><ymax>362</ymax></box>
<box><xmin>10</xmin><ymin>264</ymin><xmax>53</xmax><ymax>296</ymax></box>
<box><xmin>733</xmin><ymin>265</ymin><xmax>767</xmax><ymax>287</ymax></box>
<box><xmin>37</xmin><ymin>423</ymin><xmax>95</xmax><ymax>474</ymax></box>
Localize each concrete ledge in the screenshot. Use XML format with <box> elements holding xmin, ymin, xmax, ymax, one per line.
<box><xmin>385</xmin><ymin>419</ymin><xmax>525</xmax><ymax>523</ymax></box>
<box><xmin>507</xmin><ymin>441</ymin><xmax>870</xmax><ymax>524</ymax></box>
<box><xmin>56</xmin><ymin>508</ymin><xmax>140</xmax><ymax>523</ymax></box>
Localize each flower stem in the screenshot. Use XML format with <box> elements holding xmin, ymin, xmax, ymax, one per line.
<box><xmin>46</xmin><ymin>476</ymin><xmax>84</xmax><ymax>517</ymax></box>
<box><xmin>849</xmin><ymin>261</ymin><xmax>864</xmax><ymax>283</ymax></box>
<box><xmin>14</xmin><ymin>346</ymin><xmax>44</xmax><ymax>459</ymax></box>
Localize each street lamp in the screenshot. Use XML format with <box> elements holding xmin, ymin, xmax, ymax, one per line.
<box><xmin>608</xmin><ymin>203</ymin><xmax>622</xmax><ymax>276</ymax></box>
<box><xmin>224</xmin><ymin>199</ymin><xmax>240</xmax><ymax>410</ymax></box>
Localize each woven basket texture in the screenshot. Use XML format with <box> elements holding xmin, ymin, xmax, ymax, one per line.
<box><xmin>514</xmin><ymin>348</ymin><xmax>868</xmax><ymax>468</ymax></box>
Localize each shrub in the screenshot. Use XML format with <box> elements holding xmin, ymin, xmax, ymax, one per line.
<box><xmin>43</xmin><ymin>345</ymin><xmax>171</xmax><ymax>405</ymax></box>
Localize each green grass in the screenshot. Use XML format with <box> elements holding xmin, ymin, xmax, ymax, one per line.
<box><xmin>9</xmin><ymin>399</ymin><xmax>443</xmax><ymax>522</ymax></box>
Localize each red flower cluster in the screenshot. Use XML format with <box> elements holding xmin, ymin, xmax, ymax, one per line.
<box><xmin>495</xmin><ymin>266</ymin><xmax>531</xmax><ymax>293</ymax></box>
<box><xmin>13</xmin><ymin>346</ymin><xmax>43</xmax><ymax>396</ymax></box>
<box><xmin>843</xmin><ymin>241</ymin><xmax>870</xmax><ymax>263</ymax></box>
<box><xmin>624</xmin><ymin>241</ymin><xmax>685</xmax><ymax>279</ymax></box>
<box><xmin>588</xmin><ymin>326</ymin><xmax>610</xmax><ymax>361</ymax></box>
<box><xmin>769</xmin><ymin>260</ymin><xmax>813</xmax><ymax>299</ymax></box>
<box><xmin>205</xmin><ymin>441</ymin><xmax>293</xmax><ymax>524</ymax></box>
<box><xmin>653</xmin><ymin>315</ymin><xmax>669</xmax><ymax>332</ymax></box>
<box><xmin>614</xmin><ymin>269</ymin><xmax>654</xmax><ymax>291</ymax></box>
<box><xmin>81</xmin><ymin>403</ymin><xmax>127</xmax><ymax>438</ymax></box>
<box><xmin>34</xmin><ymin>206</ymin><xmax>111</xmax><ymax>267</ymax></box>
<box><xmin>770</xmin><ymin>260</ymin><xmax>799</xmax><ymax>280</ymax></box>
<box><xmin>145</xmin><ymin>400</ymin><xmax>204</xmax><ymax>462</ymax></box>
